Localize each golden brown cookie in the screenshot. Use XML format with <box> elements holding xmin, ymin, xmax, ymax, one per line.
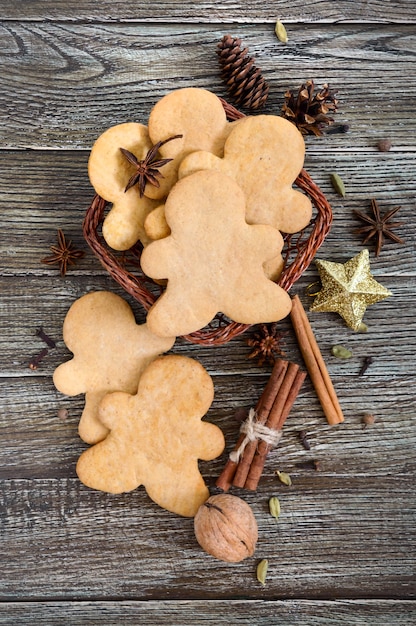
<box><xmin>143</xmin><ymin>203</ymin><xmax>171</xmax><ymax>240</ymax></box>
<box><xmin>263</xmin><ymin>254</ymin><xmax>285</xmax><ymax>282</ymax></box>
<box><xmin>179</xmin><ymin>114</ymin><xmax>312</xmax><ymax>233</ymax></box>
<box><xmin>143</xmin><ymin>203</ymin><xmax>283</xmax><ymax>280</ymax></box>
<box><xmin>140</xmin><ymin>170</ymin><xmax>292</xmax><ymax>337</ymax></box>
<box><xmin>76</xmin><ymin>355</ymin><xmax>225</xmax><ymax>517</ymax></box>
<box><xmin>143</xmin><ymin>202</ymin><xmax>283</xmax><ymax>280</ymax></box>
<box><xmin>88</xmin><ymin>123</ymin><xmax>159</xmax><ymax>250</ymax></box>
<box><xmin>53</xmin><ymin>291</ymin><xmax>175</xmax><ymax>444</ymax></box>
<box><xmin>146</xmin><ymin>88</ymin><xmax>237</xmax><ymax>200</ymax></box>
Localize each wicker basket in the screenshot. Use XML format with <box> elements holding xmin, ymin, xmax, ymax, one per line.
<box><xmin>83</xmin><ymin>100</ymin><xmax>333</xmax><ymax>345</ymax></box>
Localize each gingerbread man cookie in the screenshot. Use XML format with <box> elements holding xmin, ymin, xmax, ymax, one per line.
<box><xmin>88</xmin><ymin>123</ymin><xmax>159</xmax><ymax>250</ymax></box>
<box><xmin>53</xmin><ymin>291</ymin><xmax>175</xmax><ymax>444</ymax></box>
<box><xmin>146</xmin><ymin>87</ymin><xmax>238</xmax><ymax>200</ymax></box>
<box><xmin>143</xmin><ymin>201</ymin><xmax>284</xmax><ymax>281</ymax></box>
<box><xmin>140</xmin><ymin>170</ymin><xmax>292</xmax><ymax>337</ymax></box>
<box><xmin>76</xmin><ymin>355</ymin><xmax>225</xmax><ymax>517</ymax></box>
<box><xmin>178</xmin><ymin>114</ymin><xmax>312</xmax><ymax>233</ymax></box>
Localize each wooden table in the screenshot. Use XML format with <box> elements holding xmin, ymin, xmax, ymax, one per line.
<box><xmin>1</xmin><ymin>2</ymin><xmax>415</xmax><ymax>624</ymax></box>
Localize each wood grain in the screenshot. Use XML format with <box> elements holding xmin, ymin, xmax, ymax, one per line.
<box><xmin>0</xmin><ymin>0</ymin><xmax>415</xmax><ymax>616</ymax></box>
<box><xmin>0</xmin><ymin>600</ymin><xmax>415</xmax><ymax>625</ymax></box>
<box><xmin>0</xmin><ymin>151</ymin><xmax>414</xmax><ymax>276</ymax></box>
<box><xmin>0</xmin><ymin>1</ymin><xmax>415</xmax><ymax>23</ymax></box>
<box><xmin>0</xmin><ymin>24</ymin><xmax>415</xmax><ymax>148</ymax></box>
<box><xmin>1</xmin><ymin>368</ymin><xmax>415</xmax><ymax>478</ymax></box>
<box><xmin>1</xmin><ymin>476</ymin><xmax>415</xmax><ymax>600</ymax></box>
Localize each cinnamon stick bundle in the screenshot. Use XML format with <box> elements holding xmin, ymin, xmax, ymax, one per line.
<box><xmin>216</xmin><ymin>358</ymin><xmax>305</xmax><ymax>492</ymax></box>
<box><xmin>244</xmin><ymin>366</ymin><xmax>306</xmax><ymax>491</ymax></box>
<box><xmin>290</xmin><ymin>295</ymin><xmax>344</xmax><ymax>425</ymax></box>
<box><xmin>216</xmin><ymin>359</ymin><xmax>287</xmax><ymax>492</ymax></box>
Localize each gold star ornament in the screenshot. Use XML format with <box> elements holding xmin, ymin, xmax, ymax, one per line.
<box><xmin>310</xmin><ymin>249</ymin><xmax>391</xmax><ymax>330</ymax></box>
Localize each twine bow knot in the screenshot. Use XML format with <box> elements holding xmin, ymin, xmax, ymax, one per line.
<box><xmin>229</xmin><ymin>408</ymin><xmax>283</xmax><ymax>464</ymax></box>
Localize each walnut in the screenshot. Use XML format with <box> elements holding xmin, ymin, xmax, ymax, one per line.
<box><xmin>194</xmin><ymin>494</ymin><xmax>258</xmax><ymax>562</ymax></box>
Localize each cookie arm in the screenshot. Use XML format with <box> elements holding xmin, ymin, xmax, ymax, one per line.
<box><xmin>140</xmin><ymin>238</ymin><xmax>171</xmax><ymax>280</ymax></box>
<box><xmin>78</xmin><ymin>390</ymin><xmax>110</xmax><ymax>445</ymax></box>
<box><xmin>77</xmin><ymin>440</ymin><xmax>140</xmax><ymax>494</ymax></box>
<box><xmin>145</xmin><ymin>286</ymin><xmax>217</xmax><ymax>338</ymax></box>
<box><xmin>53</xmin><ymin>361</ymin><xmax>86</xmax><ymax>396</ymax></box>
<box><xmin>194</xmin><ymin>422</ymin><xmax>225</xmax><ymax>462</ymax></box>
<box><xmin>144</xmin><ymin>461</ymin><xmax>210</xmax><ymax>517</ymax></box>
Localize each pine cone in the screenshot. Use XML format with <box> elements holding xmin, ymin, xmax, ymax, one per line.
<box><xmin>281</xmin><ymin>80</ymin><xmax>338</xmax><ymax>136</ymax></box>
<box><xmin>217</xmin><ymin>35</ymin><xmax>269</xmax><ymax>110</ymax></box>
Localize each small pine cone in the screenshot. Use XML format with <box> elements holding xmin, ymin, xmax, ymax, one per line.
<box><xmin>217</xmin><ymin>34</ymin><xmax>269</xmax><ymax>110</ymax></box>
<box><xmin>282</xmin><ymin>79</ymin><xmax>338</xmax><ymax>136</ymax></box>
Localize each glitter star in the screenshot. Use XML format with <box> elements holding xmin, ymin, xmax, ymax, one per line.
<box><xmin>310</xmin><ymin>249</ymin><xmax>391</xmax><ymax>330</ymax></box>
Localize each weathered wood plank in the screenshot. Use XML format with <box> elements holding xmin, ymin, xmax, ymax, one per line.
<box><xmin>1</xmin><ymin>476</ymin><xmax>414</xmax><ymax>600</ymax></box>
<box><xmin>1</xmin><ymin>268</ymin><xmax>416</xmax><ymax>380</ymax></box>
<box><xmin>0</xmin><ymin>2</ymin><xmax>414</xmax><ymax>611</ymax></box>
<box><xmin>0</xmin><ymin>1</ymin><xmax>415</xmax><ymax>23</ymax></box>
<box><xmin>0</xmin><ymin>23</ymin><xmax>415</xmax><ymax>148</ymax></box>
<box><xmin>0</xmin><ymin>151</ymin><xmax>414</xmax><ymax>277</ymax></box>
<box><xmin>0</xmin><ymin>599</ymin><xmax>415</xmax><ymax>625</ymax></box>
<box><xmin>0</xmin><ymin>365</ymin><xmax>415</xmax><ymax>478</ymax></box>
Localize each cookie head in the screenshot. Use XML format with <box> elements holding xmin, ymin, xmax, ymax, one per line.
<box><xmin>146</xmin><ymin>88</ymin><xmax>233</xmax><ymax>199</ymax></box>
<box><xmin>179</xmin><ymin>114</ymin><xmax>312</xmax><ymax>234</ymax></box>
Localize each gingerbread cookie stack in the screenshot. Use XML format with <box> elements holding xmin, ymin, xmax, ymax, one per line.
<box><xmin>54</xmin><ymin>87</ymin><xmax>312</xmax><ymax>517</ymax></box>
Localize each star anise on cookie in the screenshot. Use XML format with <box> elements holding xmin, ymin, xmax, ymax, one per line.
<box><xmin>247</xmin><ymin>323</ymin><xmax>287</xmax><ymax>366</ymax></box>
<box><xmin>41</xmin><ymin>228</ymin><xmax>84</xmax><ymax>276</ymax></box>
<box><xmin>353</xmin><ymin>198</ymin><xmax>404</xmax><ymax>257</ymax></box>
<box><xmin>120</xmin><ymin>134</ymin><xmax>182</xmax><ymax>197</ymax></box>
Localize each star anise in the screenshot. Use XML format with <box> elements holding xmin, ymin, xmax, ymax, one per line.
<box><xmin>120</xmin><ymin>134</ymin><xmax>182</xmax><ymax>197</ymax></box>
<box><xmin>281</xmin><ymin>80</ymin><xmax>338</xmax><ymax>136</ymax></box>
<box><xmin>41</xmin><ymin>228</ymin><xmax>85</xmax><ymax>276</ymax></box>
<box><xmin>247</xmin><ymin>323</ymin><xmax>287</xmax><ymax>366</ymax></box>
<box><xmin>353</xmin><ymin>199</ymin><xmax>404</xmax><ymax>256</ymax></box>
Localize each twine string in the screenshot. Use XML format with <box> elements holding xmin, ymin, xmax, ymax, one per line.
<box><xmin>229</xmin><ymin>408</ymin><xmax>283</xmax><ymax>464</ymax></box>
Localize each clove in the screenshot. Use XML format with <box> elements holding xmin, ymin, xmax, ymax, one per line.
<box><xmin>295</xmin><ymin>459</ymin><xmax>322</xmax><ymax>471</ymax></box>
<box><xmin>298</xmin><ymin>430</ymin><xmax>311</xmax><ymax>450</ymax></box>
<box><xmin>57</xmin><ymin>408</ymin><xmax>69</xmax><ymax>420</ymax></box>
<box><xmin>29</xmin><ymin>348</ymin><xmax>48</xmax><ymax>370</ymax></box>
<box><xmin>325</xmin><ymin>123</ymin><xmax>350</xmax><ymax>135</ymax></box>
<box><xmin>359</xmin><ymin>356</ymin><xmax>374</xmax><ymax>376</ymax></box>
<box><xmin>35</xmin><ymin>326</ymin><xmax>56</xmax><ymax>348</ymax></box>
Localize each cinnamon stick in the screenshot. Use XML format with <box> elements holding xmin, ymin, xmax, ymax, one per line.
<box><xmin>231</xmin><ymin>361</ymin><xmax>289</xmax><ymax>488</ymax></box>
<box><xmin>244</xmin><ymin>367</ymin><xmax>306</xmax><ymax>491</ymax></box>
<box><xmin>216</xmin><ymin>359</ymin><xmax>288</xmax><ymax>491</ymax></box>
<box><xmin>290</xmin><ymin>295</ymin><xmax>344</xmax><ymax>425</ymax></box>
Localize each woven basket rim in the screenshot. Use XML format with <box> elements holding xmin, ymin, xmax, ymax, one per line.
<box><xmin>83</xmin><ymin>100</ymin><xmax>333</xmax><ymax>345</ymax></box>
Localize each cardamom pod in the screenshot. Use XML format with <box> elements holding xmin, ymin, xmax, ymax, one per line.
<box><xmin>330</xmin><ymin>172</ymin><xmax>346</xmax><ymax>197</ymax></box>
<box><xmin>275</xmin><ymin>19</ymin><xmax>288</xmax><ymax>44</ymax></box>
<box><xmin>276</xmin><ymin>470</ymin><xmax>292</xmax><ymax>486</ymax></box>
<box><xmin>331</xmin><ymin>344</ymin><xmax>353</xmax><ymax>359</ymax></box>
<box><xmin>268</xmin><ymin>496</ymin><xmax>281</xmax><ymax>520</ymax></box>
<box><xmin>257</xmin><ymin>558</ymin><xmax>268</xmax><ymax>585</ymax></box>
